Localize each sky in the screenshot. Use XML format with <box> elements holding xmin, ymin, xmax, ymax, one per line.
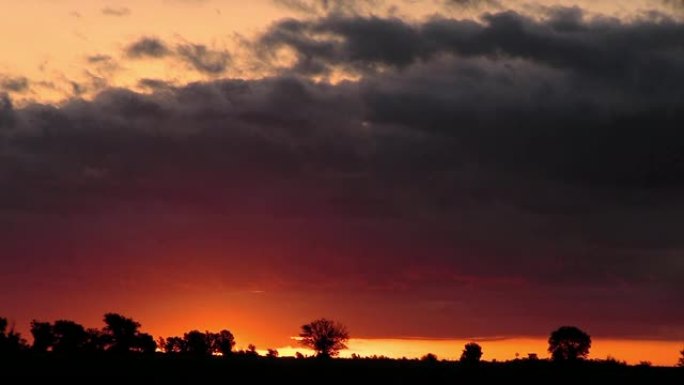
<box><xmin>1</xmin><ymin>0</ymin><xmax>683</xmax><ymax>365</ymax></box>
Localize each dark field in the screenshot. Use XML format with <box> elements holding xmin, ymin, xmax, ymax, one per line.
<box><xmin>1</xmin><ymin>355</ymin><xmax>681</xmax><ymax>385</ymax></box>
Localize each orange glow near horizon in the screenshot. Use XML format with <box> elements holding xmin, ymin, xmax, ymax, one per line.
<box><xmin>266</xmin><ymin>338</ymin><xmax>683</xmax><ymax>367</ymax></box>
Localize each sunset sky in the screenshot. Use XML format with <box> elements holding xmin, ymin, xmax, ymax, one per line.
<box><xmin>1</xmin><ymin>0</ymin><xmax>683</xmax><ymax>366</ymax></box>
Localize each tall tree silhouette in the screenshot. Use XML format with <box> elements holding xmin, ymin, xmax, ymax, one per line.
<box><xmin>30</xmin><ymin>321</ymin><xmax>54</xmax><ymax>353</ymax></box>
<box><xmin>548</xmin><ymin>326</ymin><xmax>591</xmax><ymax>362</ymax></box>
<box><xmin>299</xmin><ymin>318</ymin><xmax>349</xmax><ymax>358</ymax></box>
<box><xmin>52</xmin><ymin>320</ymin><xmax>88</xmax><ymax>354</ymax></box>
<box><xmin>460</xmin><ymin>342</ymin><xmax>483</xmax><ymax>365</ymax></box>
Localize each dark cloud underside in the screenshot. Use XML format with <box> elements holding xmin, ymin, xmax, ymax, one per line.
<box><xmin>1</xmin><ymin>5</ymin><xmax>683</xmax><ymax>339</ymax></box>
<box><xmin>125</xmin><ymin>37</ymin><xmax>172</xmax><ymax>58</ymax></box>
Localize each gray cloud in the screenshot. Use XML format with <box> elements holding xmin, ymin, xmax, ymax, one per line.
<box><xmin>273</xmin><ymin>0</ymin><xmax>384</xmax><ymax>15</ymax></box>
<box><xmin>101</xmin><ymin>6</ymin><xmax>131</xmax><ymax>16</ymax></box>
<box><xmin>176</xmin><ymin>44</ymin><xmax>230</xmax><ymax>74</ymax></box>
<box><xmin>87</xmin><ymin>54</ymin><xmax>113</xmax><ymax>63</ymax></box>
<box><xmin>124</xmin><ymin>38</ymin><xmax>230</xmax><ymax>74</ymax></box>
<box><xmin>445</xmin><ymin>0</ymin><xmax>501</xmax><ymax>8</ymax></box>
<box><xmin>0</xmin><ymin>76</ymin><xmax>29</xmax><ymax>93</ymax></box>
<box><xmin>138</xmin><ymin>78</ymin><xmax>174</xmax><ymax>91</ymax></box>
<box><xmin>125</xmin><ymin>37</ymin><xmax>172</xmax><ymax>58</ymax></box>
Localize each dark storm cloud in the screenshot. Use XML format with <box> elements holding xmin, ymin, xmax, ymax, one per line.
<box><xmin>2</xmin><ymin>6</ymin><xmax>683</xmax><ymax>339</ymax></box>
<box><xmin>101</xmin><ymin>6</ymin><xmax>131</xmax><ymax>17</ymax></box>
<box><xmin>260</xmin><ymin>8</ymin><xmax>684</xmax><ymax>85</ymax></box>
<box><xmin>0</xmin><ymin>76</ymin><xmax>29</xmax><ymax>92</ymax></box>
<box><xmin>176</xmin><ymin>44</ymin><xmax>231</xmax><ymax>74</ymax></box>
<box><xmin>259</xmin><ymin>9</ymin><xmax>684</xmax><ymax>189</ymax></box>
<box><xmin>0</xmin><ymin>92</ymin><xmax>14</xmax><ymax>127</ymax></box>
<box><xmin>138</xmin><ymin>78</ymin><xmax>174</xmax><ymax>91</ymax></box>
<box><xmin>125</xmin><ymin>37</ymin><xmax>172</xmax><ymax>58</ymax></box>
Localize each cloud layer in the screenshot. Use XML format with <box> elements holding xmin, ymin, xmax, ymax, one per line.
<box><xmin>1</xmin><ymin>4</ymin><xmax>683</xmax><ymax>340</ymax></box>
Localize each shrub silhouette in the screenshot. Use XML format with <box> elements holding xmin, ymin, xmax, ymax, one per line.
<box><xmin>421</xmin><ymin>353</ymin><xmax>438</xmax><ymax>362</ymax></box>
<box><xmin>245</xmin><ymin>344</ymin><xmax>259</xmax><ymax>356</ymax></box>
<box><xmin>678</xmin><ymin>348</ymin><xmax>684</xmax><ymax>367</ymax></box>
<box><xmin>460</xmin><ymin>342</ymin><xmax>483</xmax><ymax>365</ymax></box>
<box><xmin>548</xmin><ymin>326</ymin><xmax>591</xmax><ymax>361</ymax></box>
<box><xmin>299</xmin><ymin>318</ymin><xmax>349</xmax><ymax>358</ymax></box>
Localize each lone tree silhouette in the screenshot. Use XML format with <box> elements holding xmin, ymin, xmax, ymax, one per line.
<box><xmin>299</xmin><ymin>318</ymin><xmax>349</xmax><ymax>358</ymax></box>
<box><xmin>460</xmin><ymin>342</ymin><xmax>483</xmax><ymax>365</ymax></box>
<box><xmin>678</xmin><ymin>348</ymin><xmax>684</xmax><ymax>367</ymax></box>
<box><xmin>548</xmin><ymin>326</ymin><xmax>591</xmax><ymax>361</ymax></box>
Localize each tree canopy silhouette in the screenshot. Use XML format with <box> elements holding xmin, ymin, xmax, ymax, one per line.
<box><xmin>0</xmin><ymin>317</ymin><xmax>26</xmax><ymax>354</ymax></box>
<box><xmin>421</xmin><ymin>353</ymin><xmax>438</xmax><ymax>362</ymax></box>
<box><xmin>299</xmin><ymin>318</ymin><xmax>349</xmax><ymax>358</ymax></box>
<box><xmin>460</xmin><ymin>342</ymin><xmax>483</xmax><ymax>365</ymax></box>
<box><xmin>52</xmin><ymin>320</ymin><xmax>89</xmax><ymax>354</ymax></box>
<box><xmin>211</xmin><ymin>330</ymin><xmax>236</xmax><ymax>356</ymax></box>
<box><xmin>103</xmin><ymin>313</ymin><xmax>140</xmax><ymax>353</ymax></box>
<box><xmin>548</xmin><ymin>326</ymin><xmax>591</xmax><ymax>361</ymax></box>
<box><xmin>30</xmin><ymin>321</ymin><xmax>54</xmax><ymax>353</ymax></box>
<box><xmin>678</xmin><ymin>348</ymin><xmax>684</xmax><ymax>367</ymax></box>
<box><xmin>102</xmin><ymin>313</ymin><xmax>156</xmax><ymax>354</ymax></box>
<box><xmin>160</xmin><ymin>329</ymin><xmax>235</xmax><ymax>356</ymax></box>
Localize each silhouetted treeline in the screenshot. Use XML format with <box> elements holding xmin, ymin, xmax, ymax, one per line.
<box><xmin>159</xmin><ymin>329</ymin><xmax>235</xmax><ymax>356</ymax></box>
<box><xmin>1</xmin><ymin>314</ymin><xmax>683</xmax><ymax>384</ymax></box>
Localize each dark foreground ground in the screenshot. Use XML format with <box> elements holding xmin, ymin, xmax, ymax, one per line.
<box><xmin>0</xmin><ymin>355</ymin><xmax>681</xmax><ymax>385</ymax></box>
